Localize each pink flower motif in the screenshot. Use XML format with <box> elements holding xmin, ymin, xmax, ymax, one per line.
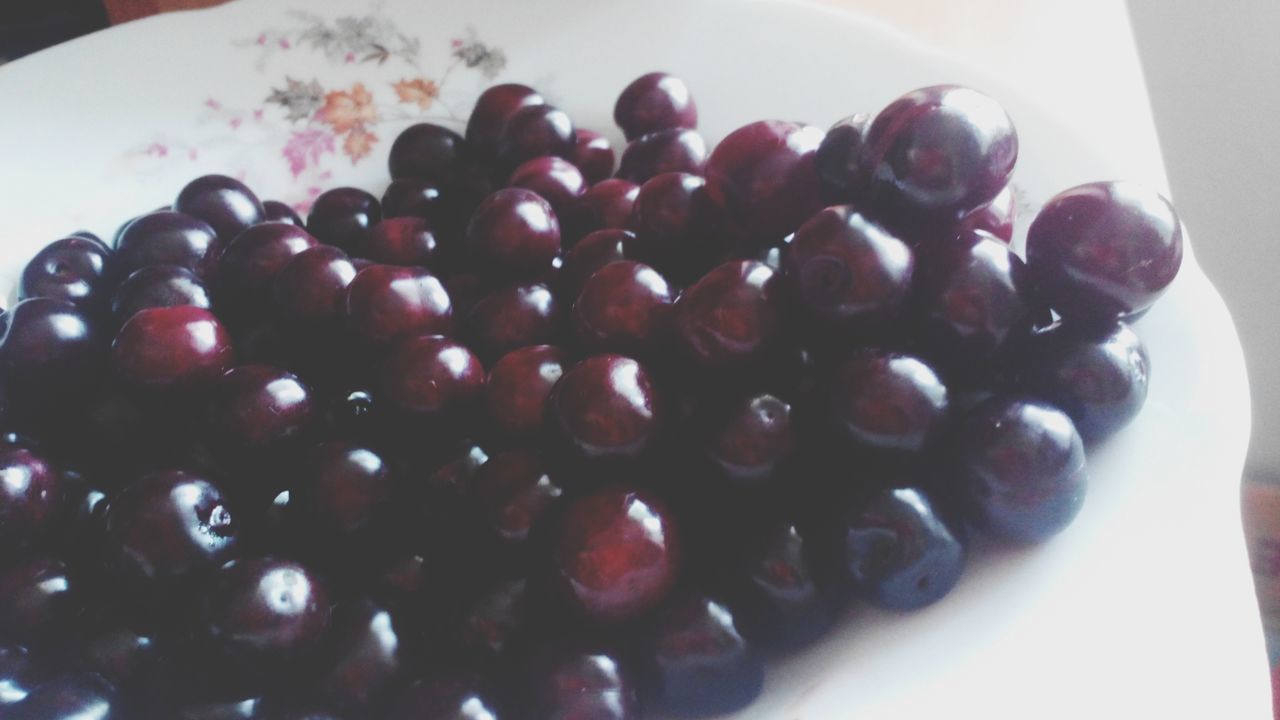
<box><xmin>189</xmin><ymin>148</ymin><xmax>199</xmax><ymax>161</ymax></box>
<box><xmin>344</xmin><ymin>52</ymin><xmax>356</xmax><ymax>64</ymax></box>
<box><xmin>282</xmin><ymin>128</ymin><xmax>336</xmax><ymax>178</ymax></box>
<box><xmin>318</xmin><ymin>170</ymin><xmax>333</xmax><ymax>181</ymax></box>
<box><xmin>279</xmin><ymin>38</ymin><xmax>291</xmax><ymax>50</ymax></box>
<box><xmin>253</xmin><ymin>109</ymin><xmax>264</xmax><ymax>122</ymax></box>
<box><xmin>293</xmin><ymin>199</ymin><xmax>314</xmax><ymax>214</ymax></box>
<box><xmin>257</xmin><ymin>33</ymin><xmax>267</xmax><ymax>46</ymax></box>
<box><xmin>229</xmin><ymin>117</ymin><xmax>243</xmax><ymax>130</ymax></box>
<box><xmin>451</xmin><ymin>38</ymin><xmax>463</xmax><ymax>48</ymax></box>
<box><xmin>205</xmin><ymin>98</ymin><xmax>222</xmax><ymax>110</ymax></box>
<box><xmin>145</xmin><ymin>143</ymin><xmax>169</xmax><ymax>158</ymax></box>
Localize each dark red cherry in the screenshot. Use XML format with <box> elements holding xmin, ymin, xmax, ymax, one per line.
<box><xmin>626</xmin><ymin>171</ymin><xmax>724</xmax><ymax>283</ymax></box>
<box><xmin>509</xmin><ymin>156</ymin><xmax>587</xmax><ymax>229</ymax></box>
<box><xmin>271</xmin><ymin>246</ymin><xmax>358</xmax><ymax>328</ymax></box>
<box><xmin>551</xmin><ymin>355</ymin><xmax>662</xmax><ymax>461</ymax></box>
<box><xmin>0</xmin><ymin>555</ymin><xmax>80</xmax><ymax>644</ymax></box>
<box><xmin>1026</xmin><ymin>181</ymin><xmax>1182</xmax><ymax>320</ymax></box>
<box><xmin>262</xmin><ymin>200</ymin><xmax>303</xmax><ymax>226</ymax></box>
<box><xmin>343</xmin><ymin>265</ymin><xmax>453</xmax><ymax>344</ymax></box>
<box><xmin>351</xmin><ymin>217</ymin><xmax>440</xmax><ymax>268</ymax></box>
<box><xmin>957</xmin><ymin>183</ymin><xmax>1015</xmax><ymax>243</ymax></box>
<box><xmin>784</xmin><ymin>205</ymin><xmax>914</xmax><ymax>331</ymax></box>
<box><xmin>472</xmin><ymin>450</ymin><xmax>564</xmax><ymax>546</ymax></box>
<box><xmin>861</xmin><ymin>85</ymin><xmax>1017</xmax><ymax>225</ymax></box>
<box><xmin>0</xmin><ymin>446</ymin><xmax>61</xmax><ymax>547</ymax></box>
<box><xmin>532</xmin><ymin>650</ymin><xmax>639</xmax><ymax>720</ymax></box>
<box><xmin>460</xmin><ymin>579</ymin><xmax>528</xmax><ymax>663</ymax></box>
<box><xmin>112</xmin><ymin>306</ymin><xmax>234</xmax><ymax>390</ymax></box>
<box><xmin>842</xmin><ymin>486</ymin><xmax>966</xmax><ymax>610</ymax></box>
<box><xmin>466</xmin><ymin>83</ymin><xmax>546</xmax><ymax>159</ymax></box>
<box><xmin>816</xmin><ymin>113</ymin><xmax>871</xmax><ymax>204</ymax></box>
<box><xmin>175</xmin><ymin>174</ymin><xmax>266</xmax><ymax>241</ymax></box>
<box><xmin>672</xmin><ymin>260</ymin><xmax>781</xmax><ymax>368</ymax></box>
<box><xmin>0</xmin><ymin>644</ymin><xmax>38</xmax><ymax>708</ymax></box>
<box><xmin>115</xmin><ymin>211</ymin><xmax>222</xmax><ymax>279</ymax></box>
<box><xmin>614</xmin><ymin>72</ymin><xmax>698</xmax><ymax>141</ymax></box>
<box><xmin>112</xmin><ymin>265</ymin><xmax>213</xmax><ymax>324</ymax></box>
<box><xmin>320</xmin><ymin>600</ymin><xmax>404</xmax><ymax>711</ymax></box>
<box><xmin>577</xmin><ymin>179</ymin><xmax>639</xmax><ymax>234</ymax></box>
<box><xmin>307</xmin><ymin>188</ymin><xmax>383</xmax><ymax>251</ymax></box>
<box><xmin>8</xmin><ymin>673</ymin><xmax>118</xmax><ymax>720</ymax></box>
<box><xmin>387</xmin><ymin>675</ymin><xmax>501</xmax><ymax>720</ymax></box>
<box><xmin>644</xmin><ymin>594</ymin><xmax>762</xmax><ymax>716</ymax></box>
<box><xmin>573</xmin><ymin>260</ymin><xmax>674</xmax><ymax>355</ymax></box>
<box><xmin>560</xmin><ymin>229</ymin><xmax>629</xmax><ymax>298</ymax></box>
<box><xmin>571</xmin><ymin>129</ymin><xmax>616</xmax><ymax>184</ymax></box>
<box><xmin>381</xmin><ymin>334</ymin><xmax>485</xmax><ymax>419</ymax></box>
<box><xmin>953</xmin><ymin>395</ymin><xmax>1087</xmax><ymax>542</ymax></box>
<box><xmin>19</xmin><ymin>237</ymin><xmax>115</xmax><ymax>309</ymax></box>
<box><xmin>706</xmin><ymin>393</ymin><xmax>793</xmax><ymax>484</ymax></box>
<box><xmin>486</xmin><ymin>345</ymin><xmax>567</xmax><ymax>441</ymax></box>
<box><xmin>219</xmin><ymin>222</ymin><xmax>320</xmax><ymax>312</ymax></box>
<box><xmin>705</xmin><ymin>120</ymin><xmax>824</xmax><ymax>248</ymax></box>
<box><xmin>616</xmin><ymin>128</ymin><xmax>708</xmax><ymax>184</ymax></box>
<box><xmin>831</xmin><ymin>349</ymin><xmax>949</xmax><ymax>453</ymax></box>
<box><xmin>293</xmin><ymin>442</ymin><xmax>392</xmax><ymax>537</ymax></box>
<box><xmin>381</xmin><ymin>178</ymin><xmax>449</xmax><ymax>225</ymax></box>
<box><xmin>465</xmin><ymin>188</ymin><xmax>561</xmax><ymax>282</ymax></box>
<box><xmin>104</xmin><ymin>469</ymin><xmax>239</xmax><ymax>581</ymax></box>
<box><xmin>204</xmin><ymin>557</ymin><xmax>331</xmax><ymax>659</ymax></box>
<box><xmin>496</xmin><ymin>105</ymin><xmax>576</xmax><ymax>171</ymax></box>
<box><xmin>387</xmin><ymin>123</ymin><xmax>469</xmax><ymax>185</ymax></box>
<box><xmin>1017</xmin><ymin>320</ymin><xmax>1149</xmax><ymax>442</ymax></box>
<box><xmin>551</xmin><ymin>485</ymin><xmax>679</xmax><ymax>622</ymax></box>
<box><xmin>734</xmin><ymin>523</ymin><xmax>835</xmax><ymax>649</ymax></box>
<box><xmin>464</xmin><ymin>283</ymin><xmax>560</xmax><ymax>361</ymax></box>
<box><xmin>209</xmin><ymin>365</ymin><xmax>313</xmax><ymax>450</ymax></box>
<box><xmin>0</xmin><ymin>298</ymin><xmax>102</xmax><ymax>406</ymax></box>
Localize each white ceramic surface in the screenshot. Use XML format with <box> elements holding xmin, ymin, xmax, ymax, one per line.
<box><xmin>0</xmin><ymin>0</ymin><xmax>1268</xmax><ymax>717</ymax></box>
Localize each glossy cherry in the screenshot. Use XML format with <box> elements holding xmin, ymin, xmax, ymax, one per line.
<box><xmin>112</xmin><ymin>265</ymin><xmax>213</xmax><ymax>324</ymax></box>
<box><xmin>843</xmin><ymin>486</ymin><xmax>966</xmax><ymax>610</ymax></box>
<box><xmin>644</xmin><ymin>593</ymin><xmax>763</xmax><ymax>716</ymax></box>
<box><xmin>861</xmin><ymin>85</ymin><xmax>1017</xmax><ymax>225</ymax></box>
<box><xmin>204</xmin><ymin>557</ymin><xmax>331</xmax><ymax>660</ymax></box>
<box><xmin>460</xmin><ymin>578</ymin><xmax>527</xmax><ymax>663</ymax></box>
<box><xmin>112</xmin><ymin>306</ymin><xmax>234</xmax><ymax>390</ymax></box>
<box><xmin>0</xmin><ymin>555</ymin><xmax>80</xmax><ymax>644</ymax></box>
<box><xmin>831</xmin><ymin>349</ymin><xmax>949</xmax><ymax>453</ymax></box>
<box><xmin>706</xmin><ymin>392</ymin><xmax>793</xmax><ymax>484</ymax></box>
<box><xmin>464</xmin><ymin>283</ymin><xmax>560</xmax><ymax>361</ymax></box>
<box><xmin>387</xmin><ymin>675</ymin><xmax>501</xmax><ymax>720</ymax></box>
<box><xmin>387</xmin><ymin>123</ymin><xmax>470</xmax><ymax>185</ymax></box>
<box><xmin>509</xmin><ymin>156</ymin><xmax>587</xmax><ymax>227</ymax></box>
<box><xmin>209</xmin><ymin>365</ymin><xmax>313</xmax><ymax>450</ymax></box>
<box><xmin>815</xmin><ymin>113</ymin><xmax>871</xmax><ymax>204</ymax></box>
<box><xmin>175</xmin><ymin>174</ymin><xmax>266</xmax><ymax>241</ymax></box>
<box><xmin>0</xmin><ymin>298</ymin><xmax>102</xmax><ymax>406</ymax></box>
<box><xmin>485</xmin><ymin>345</ymin><xmax>567</xmax><ymax>440</ymax></box>
<box><xmin>957</xmin><ymin>183</ymin><xmax>1015</xmax><ymax>243</ymax></box>
<box><xmin>571</xmin><ymin>128</ymin><xmax>616</xmax><ymax>184</ymax></box>
<box><xmin>1017</xmin><ymin>320</ymin><xmax>1149</xmax><ymax>442</ymax></box>
<box><xmin>0</xmin><ymin>645</ymin><xmax>37</xmax><ymax>708</ymax></box>
<box><xmin>320</xmin><ymin>599</ymin><xmax>404</xmax><ymax>711</ymax></box>
<box><xmin>573</xmin><ymin>260</ymin><xmax>673</xmax><ymax>355</ymax></box>
<box><xmin>784</xmin><ymin>205</ymin><xmax>914</xmax><ymax>330</ymax></box>
<box><xmin>1026</xmin><ymin>181</ymin><xmax>1182</xmax><ymax>320</ymax></box>
<box><xmin>560</xmin><ymin>229</ymin><xmax>629</xmax><ymax>297</ymax></box>
<box><xmin>466</xmin><ymin>83</ymin><xmax>545</xmax><ymax>159</ymax></box>
<box><xmin>576</xmin><ymin>179</ymin><xmax>639</xmax><ymax>234</ymax></box>
<box><xmin>19</xmin><ymin>237</ymin><xmax>115</xmax><ymax>309</ymax></box>
<box><xmin>270</xmin><ymin>245</ymin><xmax>358</xmax><ymax>328</ymax></box>
<box><xmin>114</xmin><ymin>211</ymin><xmax>222</xmax><ymax>279</ymax></box>
<box><xmin>104</xmin><ymin>469</ymin><xmax>239</xmax><ymax>581</ymax></box>
<box><xmin>496</xmin><ymin>104</ymin><xmax>576</xmax><ymax>170</ymax></box>
<box><xmin>219</xmin><ymin>222</ymin><xmax>320</xmax><ymax>312</ymax></box>
<box><xmin>343</xmin><ymin>264</ymin><xmax>453</xmax><ymax>344</ymax></box>
<box><xmin>552</xmin><ymin>355</ymin><xmax>662</xmax><ymax>461</ymax></box>
<box><xmin>307</xmin><ymin>188</ymin><xmax>383</xmax><ymax>250</ymax></box>
<box><xmin>672</xmin><ymin>260</ymin><xmax>782</xmax><ymax>368</ymax></box>
<box><xmin>614</xmin><ymin>71</ymin><xmax>697</xmax><ymax>141</ymax></box>
<box><xmin>953</xmin><ymin>395</ymin><xmax>1087</xmax><ymax>542</ymax></box>
<box><xmin>0</xmin><ymin>444</ymin><xmax>62</xmax><ymax>547</ymax></box>
<box><xmin>381</xmin><ymin>178</ymin><xmax>449</xmax><ymax>225</ymax></box>
<box><xmin>293</xmin><ymin>442</ymin><xmax>392</xmax><ymax>537</ymax></box>
<box><xmin>381</xmin><ymin>334</ymin><xmax>485</xmax><ymax>419</ymax></box>
<box><xmin>616</xmin><ymin>128</ymin><xmax>708</xmax><ymax>184</ymax></box>
<box><xmin>262</xmin><ymin>200</ymin><xmax>303</xmax><ymax>226</ymax></box>
<box><xmin>472</xmin><ymin>450</ymin><xmax>564</xmax><ymax>546</ymax></box>
<box><xmin>552</xmin><ymin>485</ymin><xmax>679</xmax><ymax>622</ymax></box>
<box><xmin>464</xmin><ymin>188</ymin><xmax>561</xmax><ymax>281</ymax></box>
<box><xmin>626</xmin><ymin>171</ymin><xmax>723</xmax><ymax>283</ymax></box>
<box><xmin>705</xmin><ymin>120</ymin><xmax>824</xmax><ymax>248</ymax></box>
<box><xmin>8</xmin><ymin>672</ymin><xmax>118</xmax><ymax>720</ymax></box>
<box><xmin>734</xmin><ymin>523</ymin><xmax>834</xmax><ymax>649</ymax></box>
<box><xmin>351</xmin><ymin>216</ymin><xmax>440</xmax><ymax>268</ymax></box>
<box><xmin>532</xmin><ymin>650</ymin><xmax>639</xmax><ymax>720</ymax></box>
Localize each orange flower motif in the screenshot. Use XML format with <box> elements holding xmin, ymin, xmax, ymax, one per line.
<box><xmin>317</xmin><ymin>83</ymin><xmax>377</xmax><ymax>133</ymax></box>
<box><xmin>392</xmin><ymin>78</ymin><xmax>440</xmax><ymax>110</ymax></box>
<box><xmin>343</xmin><ymin>125</ymin><xmax>378</xmax><ymax>163</ymax></box>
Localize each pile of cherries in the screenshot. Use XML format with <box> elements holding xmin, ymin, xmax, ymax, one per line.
<box><xmin>0</xmin><ymin>72</ymin><xmax>1182</xmax><ymax>719</ymax></box>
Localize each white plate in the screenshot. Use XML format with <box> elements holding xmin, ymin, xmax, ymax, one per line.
<box><xmin>0</xmin><ymin>0</ymin><xmax>1268</xmax><ymax>717</ymax></box>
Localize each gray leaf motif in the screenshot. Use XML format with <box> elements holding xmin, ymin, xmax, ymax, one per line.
<box><xmin>266</xmin><ymin>77</ymin><xmax>325</xmax><ymax>122</ymax></box>
<box><xmin>452</xmin><ymin>29</ymin><xmax>507</xmax><ymax>79</ymax></box>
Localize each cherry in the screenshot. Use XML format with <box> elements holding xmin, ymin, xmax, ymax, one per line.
<box><xmin>551</xmin><ymin>355</ymin><xmax>663</xmax><ymax>461</ymax></box>
<box><xmin>350</xmin><ymin>217</ymin><xmax>440</xmax><ymax>268</ymax></box>
<box><xmin>1026</xmin><ymin>181</ymin><xmax>1182</xmax><ymax>320</ymax></box>
<box><xmin>465</xmin><ymin>188</ymin><xmax>561</xmax><ymax>282</ymax></box>
<box><xmin>560</xmin><ymin>229</ymin><xmax>629</xmax><ymax>298</ymax></box>
<box><xmin>174</xmin><ymin>174</ymin><xmax>265</xmax><ymax>241</ymax></box>
<box><xmin>219</xmin><ymin>222</ymin><xmax>320</xmax><ymax>313</ymax></box>
<box><xmin>531</xmin><ymin>650</ymin><xmax>639</xmax><ymax>720</ymax></box>
<box><xmin>320</xmin><ymin>600</ymin><xmax>404</xmax><ymax>711</ymax></box>
<box><xmin>343</xmin><ymin>265</ymin><xmax>453</xmax><ymax>345</ymax></box>
<box><xmin>496</xmin><ymin>105</ymin><xmax>576</xmax><ymax>171</ymax></box>
<box><xmin>19</xmin><ymin>237</ymin><xmax>116</xmax><ymax>309</ymax></box>
<box><xmin>485</xmin><ymin>345</ymin><xmax>568</xmax><ymax>441</ymax></box>
<box><xmin>815</xmin><ymin>113</ymin><xmax>871</xmax><ymax>204</ymax></box>
<box><xmin>551</xmin><ymin>485</ymin><xmax>679</xmax><ymax>622</ymax></box>
<box><xmin>576</xmin><ymin>179</ymin><xmax>639</xmax><ymax>235</ymax></box>
<box><xmin>204</xmin><ymin>557</ymin><xmax>331</xmax><ymax>660</ymax></box>
<box><xmin>672</xmin><ymin>260</ymin><xmax>782</xmax><ymax>368</ymax></box>
<box><xmin>381</xmin><ymin>334</ymin><xmax>485</xmax><ymax>419</ymax></box>
<box><xmin>614</xmin><ymin>72</ymin><xmax>698</xmax><ymax>141</ymax></box>
<box><xmin>0</xmin><ymin>644</ymin><xmax>38</xmax><ymax>708</ymax></box>
<box><xmin>0</xmin><ymin>298</ymin><xmax>103</xmax><ymax>410</ymax></box>
<box><xmin>573</xmin><ymin>260</ymin><xmax>674</xmax><ymax>356</ymax></box>
<box><xmin>262</xmin><ymin>200</ymin><xmax>303</xmax><ymax>226</ymax></box>
<box><xmin>616</xmin><ymin>128</ymin><xmax>708</xmax><ymax>184</ymax></box>
<box><xmin>466</xmin><ymin>83</ymin><xmax>545</xmax><ymax>159</ymax></box>
<box><xmin>114</xmin><ymin>211</ymin><xmax>222</xmax><ymax>280</ymax></box>
<box><xmin>705</xmin><ymin>392</ymin><xmax>794</xmax><ymax>484</ymax></box>
<box><xmin>293</xmin><ymin>442</ymin><xmax>392</xmax><ymax>537</ymax></box>
<box><xmin>0</xmin><ymin>443</ymin><xmax>62</xmax><ymax>547</ymax></box>
<box><xmin>0</xmin><ymin>554</ymin><xmax>80</xmax><ymax>644</ymax></box>
<box><xmin>112</xmin><ymin>306</ymin><xmax>234</xmax><ymax>391</ymax></box>
<box><xmin>387</xmin><ymin>123</ymin><xmax>470</xmax><ymax>186</ymax></box>
<box><xmin>464</xmin><ymin>283</ymin><xmax>560</xmax><ymax>361</ymax></box>
<box><xmin>209</xmin><ymin>365</ymin><xmax>314</xmax><ymax>451</ymax></box>
<box><xmin>112</xmin><ymin>265</ymin><xmax>213</xmax><ymax>324</ymax></box>
<box><xmin>571</xmin><ymin>129</ymin><xmax>616</xmax><ymax>184</ymax></box>
<box><xmin>307</xmin><ymin>188</ymin><xmax>382</xmax><ymax>251</ymax></box>
<box><xmin>733</xmin><ymin>523</ymin><xmax>834</xmax><ymax>649</ymax></box>
<box><xmin>472</xmin><ymin>450</ymin><xmax>564</xmax><ymax>546</ymax></box>
<box><xmin>626</xmin><ymin>171</ymin><xmax>724</xmax><ymax>284</ymax></box>
<box><xmin>644</xmin><ymin>594</ymin><xmax>763</xmax><ymax>716</ymax></box>
<box><xmin>831</xmin><ymin>349</ymin><xmax>949</xmax><ymax>453</ymax></box>
<box><xmin>509</xmin><ymin>156</ymin><xmax>587</xmax><ymax>231</ymax></box>
<box><xmin>270</xmin><ymin>246</ymin><xmax>358</xmax><ymax>329</ymax></box>
<box><xmin>381</xmin><ymin>178</ymin><xmax>449</xmax><ymax>225</ymax></box>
